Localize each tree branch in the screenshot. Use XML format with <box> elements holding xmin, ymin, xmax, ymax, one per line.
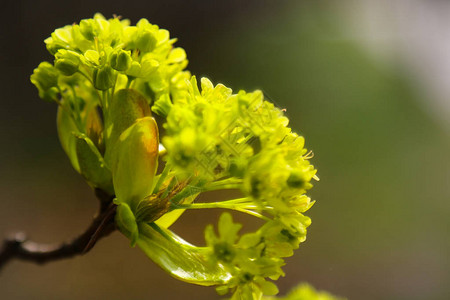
<box><xmin>0</xmin><ymin>190</ymin><xmax>117</xmax><ymax>271</ymax></box>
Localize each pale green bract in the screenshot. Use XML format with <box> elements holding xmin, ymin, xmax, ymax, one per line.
<box><xmin>30</xmin><ymin>14</ymin><xmax>341</xmax><ymax>300</ymax></box>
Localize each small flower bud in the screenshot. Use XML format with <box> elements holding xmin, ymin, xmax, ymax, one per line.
<box><xmin>44</xmin><ymin>37</ymin><xmax>64</xmax><ymax>55</ymax></box>
<box><xmin>84</xmin><ymin>50</ymin><xmax>100</xmax><ymax>66</ymax></box>
<box><xmin>167</xmin><ymin>47</ymin><xmax>186</xmax><ymax>64</ymax></box>
<box><xmin>31</xmin><ymin>62</ymin><xmax>58</xmax><ymax>91</ymax></box>
<box><xmin>136</xmin><ymin>30</ymin><xmax>157</xmax><ymax>52</ymax></box>
<box><xmin>80</xmin><ymin>19</ymin><xmax>95</xmax><ymax>41</ymax></box>
<box><xmin>110</xmin><ymin>49</ymin><xmax>132</xmax><ymax>71</ymax></box>
<box><xmin>55</xmin><ymin>59</ymin><xmax>79</xmax><ymax>76</ymax></box>
<box><xmin>79</xmin><ymin>19</ymin><xmax>95</xmax><ymax>41</ymax></box>
<box><xmin>55</xmin><ymin>50</ymin><xmax>80</xmax><ymax>76</ymax></box>
<box><xmin>287</xmin><ymin>169</ymin><xmax>307</xmax><ymax>189</ymax></box>
<box><xmin>126</xmin><ymin>61</ymin><xmax>142</xmax><ymax>78</ymax></box>
<box><xmin>30</xmin><ymin>62</ymin><xmax>59</xmax><ymax>102</ymax></box>
<box><xmin>93</xmin><ymin>65</ymin><xmax>115</xmax><ymax>90</ymax></box>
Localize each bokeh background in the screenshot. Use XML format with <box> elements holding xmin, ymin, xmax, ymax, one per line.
<box><xmin>0</xmin><ymin>1</ymin><xmax>449</xmax><ymax>299</ymax></box>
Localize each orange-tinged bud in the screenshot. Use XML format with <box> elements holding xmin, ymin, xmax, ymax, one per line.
<box><xmin>111</xmin><ymin>117</ymin><xmax>159</xmax><ymax>210</ymax></box>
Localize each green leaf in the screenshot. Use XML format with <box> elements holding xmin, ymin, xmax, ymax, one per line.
<box><xmin>74</xmin><ymin>133</ymin><xmax>113</xmax><ymax>194</ymax></box>
<box><xmin>115</xmin><ymin>203</ymin><xmax>139</xmax><ymax>246</ymax></box>
<box><xmin>110</xmin><ymin>117</ymin><xmax>158</xmax><ymax>209</ymax></box>
<box><xmin>104</xmin><ymin>89</ymin><xmax>152</xmax><ymax>163</ymax></box>
<box><xmin>93</xmin><ymin>65</ymin><xmax>115</xmax><ymax>90</ymax></box>
<box><xmin>136</xmin><ymin>222</ymin><xmax>232</xmax><ymax>286</ymax></box>
<box><xmin>56</xmin><ymin>106</ymin><xmax>80</xmax><ymax>172</ymax></box>
<box><xmin>85</xmin><ymin>105</ymin><xmax>104</xmax><ymax>154</ymax></box>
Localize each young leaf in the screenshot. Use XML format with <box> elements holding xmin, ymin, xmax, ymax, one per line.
<box><xmin>111</xmin><ymin>117</ymin><xmax>158</xmax><ymax>209</ymax></box>
<box><xmin>136</xmin><ymin>222</ymin><xmax>232</xmax><ymax>286</ymax></box>
<box><xmin>56</xmin><ymin>106</ymin><xmax>80</xmax><ymax>172</ymax></box>
<box><xmin>74</xmin><ymin>133</ymin><xmax>113</xmax><ymax>194</ymax></box>
<box><xmin>115</xmin><ymin>203</ymin><xmax>139</xmax><ymax>246</ymax></box>
<box><xmin>104</xmin><ymin>89</ymin><xmax>152</xmax><ymax>163</ymax></box>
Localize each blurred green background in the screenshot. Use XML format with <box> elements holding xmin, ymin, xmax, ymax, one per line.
<box><xmin>0</xmin><ymin>1</ymin><xmax>449</xmax><ymax>299</ymax></box>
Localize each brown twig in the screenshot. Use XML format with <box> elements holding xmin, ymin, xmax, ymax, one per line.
<box><xmin>0</xmin><ymin>190</ymin><xmax>117</xmax><ymax>271</ymax></box>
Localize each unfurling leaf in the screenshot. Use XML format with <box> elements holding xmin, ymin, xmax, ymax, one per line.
<box><xmin>115</xmin><ymin>203</ymin><xmax>139</xmax><ymax>246</ymax></box>
<box><xmin>56</xmin><ymin>106</ymin><xmax>80</xmax><ymax>172</ymax></box>
<box><xmin>111</xmin><ymin>117</ymin><xmax>158</xmax><ymax>209</ymax></box>
<box><xmin>136</xmin><ymin>222</ymin><xmax>232</xmax><ymax>286</ymax></box>
<box><xmin>74</xmin><ymin>133</ymin><xmax>113</xmax><ymax>194</ymax></box>
<box><xmin>104</xmin><ymin>88</ymin><xmax>152</xmax><ymax>163</ymax></box>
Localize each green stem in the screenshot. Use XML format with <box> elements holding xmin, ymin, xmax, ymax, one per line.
<box><xmin>77</xmin><ymin>68</ymin><xmax>102</xmax><ymax>106</ymax></box>
<box><xmin>204</xmin><ymin>178</ymin><xmax>243</xmax><ymax>191</ymax></box>
<box><xmin>125</xmin><ymin>76</ymin><xmax>133</xmax><ymax>89</ymax></box>
<box><xmin>174</xmin><ymin>198</ymin><xmax>249</xmax><ymax>209</ymax></box>
<box><xmin>172</xmin><ymin>198</ymin><xmax>271</xmax><ymax>221</ymax></box>
<box><xmin>102</xmin><ymin>91</ymin><xmax>108</xmax><ymax>110</ymax></box>
<box><xmin>111</xmin><ymin>73</ymin><xmax>118</xmax><ymax>100</ymax></box>
<box><xmin>152</xmin><ymin>163</ymin><xmax>171</xmax><ymax>194</ymax></box>
<box><xmin>69</xmin><ymin>86</ymin><xmax>82</xmax><ymax>127</ymax></box>
<box><xmin>234</xmin><ymin>208</ymin><xmax>270</xmax><ymax>221</ymax></box>
<box><xmin>56</xmin><ymin>96</ymin><xmax>84</xmax><ymax>134</ymax></box>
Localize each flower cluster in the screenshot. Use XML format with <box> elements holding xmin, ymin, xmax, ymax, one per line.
<box><xmin>30</xmin><ymin>13</ymin><xmax>187</xmax><ymax>214</ymax></box>
<box><xmin>30</xmin><ymin>14</ymin><xmax>336</xmax><ymax>300</ymax></box>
